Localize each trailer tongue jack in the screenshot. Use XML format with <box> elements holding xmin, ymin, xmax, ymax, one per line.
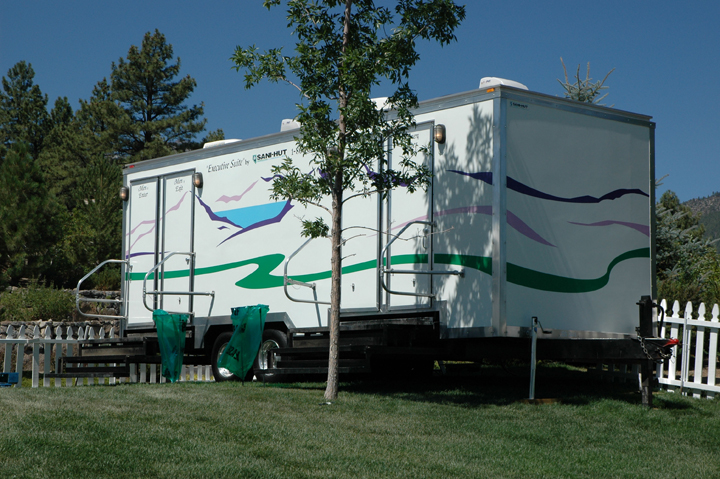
<box><xmin>636</xmin><ymin>296</ymin><xmax>676</xmax><ymax>408</ymax></box>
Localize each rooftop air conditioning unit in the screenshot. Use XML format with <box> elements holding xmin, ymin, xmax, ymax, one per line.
<box><xmin>479</xmin><ymin>77</ymin><xmax>528</xmax><ymax>90</ymax></box>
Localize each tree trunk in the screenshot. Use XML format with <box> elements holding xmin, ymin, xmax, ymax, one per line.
<box><xmin>324</xmin><ymin>174</ymin><xmax>343</xmax><ymax>401</ymax></box>
<box><xmin>323</xmin><ymin>0</ymin><xmax>352</xmax><ymax>403</ymax></box>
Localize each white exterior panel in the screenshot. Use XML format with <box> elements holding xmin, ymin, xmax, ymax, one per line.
<box><xmin>119</xmin><ymin>86</ymin><xmax>654</xmax><ymax>341</ymax></box>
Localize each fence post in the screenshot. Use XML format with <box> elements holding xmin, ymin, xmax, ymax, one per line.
<box><xmin>656</xmin><ymin>299</ymin><xmax>668</xmax><ymax>385</ymax></box>
<box><xmin>707</xmin><ymin>304</ymin><xmax>719</xmax><ymax>400</ymax></box>
<box><xmin>55</xmin><ymin>326</ymin><xmax>63</xmax><ymax>388</ymax></box>
<box><xmin>693</xmin><ymin>304</ymin><xmax>707</xmax><ymax>398</ymax></box>
<box><xmin>73</xmin><ymin>326</ymin><xmax>84</xmax><ymax>387</ymax></box>
<box><xmin>43</xmin><ymin>326</ymin><xmax>52</xmax><ymax>387</ymax></box>
<box><xmin>680</xmin><ymin>302</ymin><xmax>693</xmax><ymax>395</ymax></box>
<box><xmin>667</xmin><ymin>301</ymin><xmax>681</xmax><ymax>390</ymax></box>
<box><xmin>32</xmin><ymin>325</ymin><xmax>41</xmax><ymax>388</ymax></box>
<box><xmin>15</xmin><ymin>325</ymin><xmax>26</xmax><ymax>388</ymax></box>
<box><xmin>87</xmin><ymin>327</ymin><xmax>96</xmax><ymax>386</ymax></box>
<box><xmin>3</xmin><ymin>325</ymin><xmax>15</xmax><ymax>374</ymax></box>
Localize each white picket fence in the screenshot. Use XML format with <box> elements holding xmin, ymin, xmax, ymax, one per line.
<box><xmin>3</xmin><ymin>299</ymin><xmax>719</xmax><ymax>395</ymax></box>
<box><xmin>656</xmin><ymin>299</ymin><xmax>720</xmax><ymax>399</ymax></box>
<box><xmin>0</xmin><ymin>324</ymin><xmax>214</xmax><ymax>387</ymax></box>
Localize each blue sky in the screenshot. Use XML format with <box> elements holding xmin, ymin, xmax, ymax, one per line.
<box><xmin>1</xmin><ymin>0</ymin><xmax>718</xmax><ymax>202</ymax></box>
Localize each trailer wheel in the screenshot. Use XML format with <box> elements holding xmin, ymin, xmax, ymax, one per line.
<box><xmin>211</xmin><ymin>332</ymin><xmax>243</xmax><ymax>382</ymax></box>
<box><xmin>253</xmin><ymin>329</ymin><xmax>287</xmax><ymax>379</ymax></box>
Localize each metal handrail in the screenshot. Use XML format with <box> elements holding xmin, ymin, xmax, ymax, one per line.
<box><xmin>75</xmin><ymin>259</ymin><xmax>130</xmax><ymax>320</ymax></box>
<box><xmin>142</xmin><ymin>252</ymin><xmax>215</xmax><ymax>314</ymax></box>
<box><xmin>283</xmin><ymin>238</ymin><xmax>330</xmax><ymax>306</ymax></box>
<box><xmin>381</xmin><ymin>220</ymin><xmax>464</xmax><ymax>299</ymax></box>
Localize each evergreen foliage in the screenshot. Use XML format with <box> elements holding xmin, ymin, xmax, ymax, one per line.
<box><xmin>684</xmin><ymin>191</ymin><xmax>720</xmax><ymax>253</ymax></box>
<box><xmin>0</xmin><ymin>61</ymin><xmax>50</xmax><ymax>159</ymax></box>
<box><xmin>0</xmin><ymin>29</ymin><xmax>210</xmax><ymax>290</ymax></box>
<box><xmin>557</xmin><ymin>57</ymin><xmax>614</xmax><ymax>105</ymax></box>
<box><xmin>700</xmin><ymin>210</ymin><xmax>720</xmax><ymax>252</ymax></box>
<box><xmin>37</xmin><ymin>96</ymin><xmax>82</xmax><ymax>207</ymax></box>
<box><xmin>0</xmin><ymin>142</ymin><xmax>64</xmax><ymax>286</ymax></box>
<box><xmin>232</xmin><ymin>0</ymin><xmax>465</xmax><ymax>400</ymax></box>
<box><xmin>110</xmin><ymin>29</ymin><xmax>206</xmax><ymax>161</ymax></box>
<box><xmin>202</xmin><ymin>128</ymin><xmax>225</xmax><ymax>144</ymax></box>
<box><xmin>656</xmin><ymin>191</ymin><xmax>720</xmax><ymax>306</ymax></box>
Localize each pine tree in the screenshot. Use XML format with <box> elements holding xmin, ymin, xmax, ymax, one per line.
<box><xmin>110</xmin><ymin>29</ymin><xmax>206</xmax><ymax>161</ymax></box>
<box><xmin>202</xmin><ymin>128</ymin><xmax>225</xmax><ymax>144</ymax></box>
<box><xmin>0</xmin><ymin>142</ymin><xmax>63</xmax><ymax>286</ymax></box>
<box><xmin>557</xmin><ymin>58</ymin><xmax>614</xmax><ymax>105</ymax></box>
<box><xmin>656</xmin><ymin>191</ymin><xmax>720</xmax><ymax>306</ymax></box>
<box><xmin>0</xmin><ymin>61</ymin><xmax>50</xmax><ymax>160</ymax></box>
<box><xmin>44</xmin><ymin>80</ymin><xmax>125</xmax><ymax>284</ymax></box>
<box><xmin>37</xmin><ymin>96</ymin><xmax>82</xmax><ymax>207</ymax></box>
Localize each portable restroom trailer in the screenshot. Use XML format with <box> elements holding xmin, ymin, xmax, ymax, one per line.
<box><xmin>105</xmin><ymin>82</ymin><xmax>657</xmax><ymax>378</ymax></box>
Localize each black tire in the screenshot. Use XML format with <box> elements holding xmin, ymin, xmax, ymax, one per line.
<box><xmin>253</xmin><ymin>329</ymin><xmax>288</xmax><ymax>380</ymax></box>
<box><xmin>211</xmin><ymin>332</ymin><xmax>243</xmax><ymax>382</ymax></box>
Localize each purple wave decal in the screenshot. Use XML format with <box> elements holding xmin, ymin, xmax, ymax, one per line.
<box><xmin>435</xmin><ymin>205</ymin><xmax>491</xmax><ymax>217</ymax></box>
<box><xmin>216</xmin><ymin>200</ymin><xmax>294</xmax><ymax>246</ymax></box>
<box><xmin>262</xmin><ymin>174</ymin><xmax>283</xmax><ymax>182</ymax></box>
<box><xmin>216</xmin><ymin>180</ymin><xmax>258</xmax><ymax>203</ymax></box>
<box><xmin>196</xmin><ymin>194</ymin><xmax>294</xmax><ymax>246</ymax></box>
<box><xmin>390</xmin><ymin>205</ymin><xmax>555</xmax><ymax>247</ymax></box>
<box><xmin>127</xmin><ymin>251</ymin><xmax>155</xmax><ymax>259</ymax></box>
<box><xmin>126</xmin><ymin>192</ymin><xmax>189</xmax><ymax>256</ymax></box>
<box><xmin>363</xmin><ymin>163</ymin><xmax>379</xmax><ymax>181</ymax></box>
<box><xmin>196</xmin><ymin>195</ymin><xmax>241</xmax><ymax>229</ymax></box>
<box><xmin>448</xmin><ymin>170</ymin><xmax>493</xmax><ymax>185</ymax></box>
<box><xmin>447</xmin><ymin>170</ymin><xmax>649</xmax><ymax>203</ymax></box>
<box><xmin>507</xmin><ymin>211</ymin><xmax>556</xmax><ymax>247</ymax></box>
<box><xmin>569</xmin><ymin>220</ymin><xmax>649</xmax><ymax>236</ymax></box>
<box><xmin>129</xmin><ymin>219</ymin><xmax>156</xmax><ymax>236</ymax></box>
<box><xmin>166</xmin><ymin>191</ymin><xmax>189</xmax><ymax>214</ymax></box>
<box><xmin>507</xmin><ymin>177</ymin><xmax>649</xmax><ymax>203</ymax></box>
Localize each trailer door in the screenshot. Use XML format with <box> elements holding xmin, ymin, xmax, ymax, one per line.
<box><xmin>158</xmin><ymin>171</ymin><xmax>195</xmax><ymax>316</ymax></box>
<box><xmin>125</xmin><ymin>177</ymin><xmax>160</xmax><ymax>327</ymax></box>
<box><xmin>384</xmin><ymin>122</ymin><xmax>434</xmax><ymax>309</ymax></box>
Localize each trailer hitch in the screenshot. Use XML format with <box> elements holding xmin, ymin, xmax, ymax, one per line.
<box><xmin>635</xmin><ymin>333</ymin><xmax>677</xmax><ymax>362</ymax></box>
<box><xmin>635</xmin><ymin>296</ymin><xmax>675</xmax><ymax>362</ymax></box>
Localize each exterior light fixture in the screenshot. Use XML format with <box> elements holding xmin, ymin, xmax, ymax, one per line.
<box><xmin>120</xmin><ymin>186</ymin><xmax>129</xmax><ymax>202</ymax></box>
<box><xmin>434</xmin><ymin>124</ymin><xmax>446</xmax><ymax>144</ymax></box>
<box><xmin>193</xmin><ymin>172</ymin><xmax>204</xmax><ymax>188</ymax></box>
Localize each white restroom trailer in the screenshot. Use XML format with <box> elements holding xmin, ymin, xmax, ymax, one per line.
<box><xmin>102</xmin><ymin>82</ymin><xmax>663</xmax><ymax>380</ymax></box>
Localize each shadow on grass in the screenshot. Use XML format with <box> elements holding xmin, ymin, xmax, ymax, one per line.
<box><xmin>275</xmin><ymin>362</ymin><xmax>651</xmax><ymax>408</ymax></box>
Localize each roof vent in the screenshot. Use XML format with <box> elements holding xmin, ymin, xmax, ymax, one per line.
<box><xmin>479</xmin><ymin>77</ymin><xmax>528</xmax><ymax>90</ymax></box>
<box><xmin>281</xmin><ymin>119</ymin><xmax>301</xmax><ymax>132</ymax></box>
<box><xmin>203</xmin><ymin>139</ymin><xmax>242</xmax><ymax>149</ymax></box>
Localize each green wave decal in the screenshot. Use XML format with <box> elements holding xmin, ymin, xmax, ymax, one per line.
<box><xmin>129</xmin><ymin>248</ymin><xmax>647</xmax><ymax>294</ymax></box>
<box><xmin>434</xmin><ymin>253</ymin><xmax>492</xmax><ymax>275</ymax></box>
<box><xmin>127</xmin><ymin>254</ymin><xmax>287</xmax><ymax>284</ymax></box>
<box><xmin>234</xmin><ymin>254</ymin><xmax>428</xmax><ymax>290</ymax></box>
<box><xmin>507</xmin><ymin>248</ymin><xmax>649</xmax><ymax>293</ymax></box>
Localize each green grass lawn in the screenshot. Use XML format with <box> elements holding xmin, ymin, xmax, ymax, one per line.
<box><xmin>1</xmin><ymin>363</ymin><xmax>719</xmax><ymax>479</ymax></box>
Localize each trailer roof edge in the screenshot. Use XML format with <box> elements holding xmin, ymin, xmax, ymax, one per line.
<box><xmin>123</xmin><ymin>86</ymin><xmax>654</xmax><ymax>175</ymax></box>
